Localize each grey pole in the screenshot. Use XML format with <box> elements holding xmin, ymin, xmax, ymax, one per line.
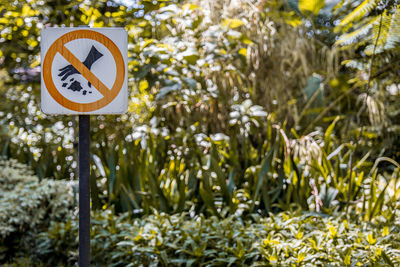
<box><xmin>79</xmin><ymin>114</ymin><xmax>90</xmax><ymax>267</ymax></box>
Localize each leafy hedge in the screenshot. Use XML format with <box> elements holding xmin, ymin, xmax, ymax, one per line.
<box><xmin>20</xmin><ymin>211</ymin><xmax>400</xmax><ymax>266</ymax></box>
<box><xmin>0</xmin><ymin>159</ymin><xmax>74</xmax><ymax>262</ymax></box>
<box><xmin>2</xmin><ymin>160</ymin><xmax>400</xmax><ymax>266</ymax></box>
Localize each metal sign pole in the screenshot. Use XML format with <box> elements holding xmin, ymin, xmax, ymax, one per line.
<box><xmin>41</xmin><ymin>25</ymin><xmax>127</xmax><ymax>266</ymax></box>
<box><xmin>79</xmin><ymin>114</ymin><xmax>90</xmax><ymax>266</ymax></box>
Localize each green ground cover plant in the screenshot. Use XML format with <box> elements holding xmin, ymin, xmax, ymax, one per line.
<box><xmin>1</xmin><ymin>159</ymin><xmax>400</xmax><ymax>266</ymax></box>
<box><xmin>0</xmin><ymin>159</ymin><xmax>74</xmax><ymax>262</ymax></box>
<box><xmin>31</xmin><ymin>210</ymin><xmax>400</xmax><ymax>266</ymax></box>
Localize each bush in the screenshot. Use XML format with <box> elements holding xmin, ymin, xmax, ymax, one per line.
<box><xmin>33</xmin><ymin>211</ymin><xmax>400</xmax><ymax>266</ymax></box>
<box><xmin>1</xmin><ymin>159</ymin><xmax>400</xmax><ymax>266</ymax></box>
<box><xmin>0</xmin><ymin>159</ymin><xmax>74</xmax><ymax>262</ymax></box>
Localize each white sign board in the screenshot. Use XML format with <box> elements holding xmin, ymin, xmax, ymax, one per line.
<box><xmin>41</xmin><ymin>28</ymin><xmax>127</xmax><ymax>114</ymax></box>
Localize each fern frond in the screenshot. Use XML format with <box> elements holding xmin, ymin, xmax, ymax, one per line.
<box><xmin>342</xmin><ymin>59</ymin><xmax>368</xmax><ymax>71</ymax></box>
<box><xmin>365</xmin><ymin>12</ymin><xmax>391</xmax><ymax>55</ymax></box>
<box><xmin>385</xmin><ymin>5</ymin><xmax>400</xmax><ymax>50</ymax></box>
<box><xmin>332</xmin><ymin>0</ymin><xmax>345</xmax><ymax>13</ymax></box>
<box><xmin>339</xmin><ymin>0</ymin><xmax>379</xmax><ymax>29</ymax></box>
<box><xmin>335</xmin><ymin>16</ymin><xmax>379</xmax><ymax>46</ymax></box>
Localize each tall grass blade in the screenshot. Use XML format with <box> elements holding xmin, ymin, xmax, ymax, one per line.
<box><xmin>251</xmin><ymin>149</ymin><xmax>273</xmax><ymax>211</ymax></box>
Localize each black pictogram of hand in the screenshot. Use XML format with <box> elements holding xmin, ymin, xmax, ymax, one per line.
<box><xmin>58</xmin><ymin>45</ymin><xmax>104</xmax><ymax>88</ymax></box>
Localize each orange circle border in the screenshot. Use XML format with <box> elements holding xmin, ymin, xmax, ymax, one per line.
<box><xmin>43</xmin><ymin>29</ymin><xmax>125</xmax><ymax>112</ymax></box>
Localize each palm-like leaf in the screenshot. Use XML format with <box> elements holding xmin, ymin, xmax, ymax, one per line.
<box><xmin>339</xmin><ymin>0</ymin><xmax>379</xmax><ymax>30</ymax></box>
<box><xmin>385</xmin><ymin>5</ymin><xmax>400</xmax><ymax>50</ymax></box>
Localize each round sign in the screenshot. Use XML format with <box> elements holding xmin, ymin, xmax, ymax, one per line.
<box><xmin>42</xmin><ymin>30</ymin><xmax>125</xmax><ymax>112</ymax></box>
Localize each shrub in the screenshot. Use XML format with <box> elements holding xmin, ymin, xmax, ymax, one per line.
<box><xmin>35</xmin><ymin>211</ymin><xmax>400</xmax><ymax>266</ymax></box>
<box><xmin>1</xmin><ymin>159</ymin><xmax>399</xmax><ymax>266</ymax></box>
<box><xmin>0</xmin><ymin>159</ymin><xmax>74</xmax><ymax>262</ymax></box>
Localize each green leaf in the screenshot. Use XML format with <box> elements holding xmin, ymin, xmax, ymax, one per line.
<box><xmin>251</xmin><ymin>149</ymin><xmax>274</xmax><ymax>211</ymax></box>
<box><xmin>299</xmin><ymin>0</ymin><xmax>325</xmax><ymax>16</ymax></box>
<box><xmin>209</xmin><ymin>154</ymin><xmax>232</xmax><ymax>209</ymax></box>
<box><xmin>222</xmin><ymin>18</ymin><xmax>244</xmax><ymax>28</ymax></box>
<box><xmin>385</xmin><ymin>6</ymin><xmax>400</xmax><ymax>50</ymax></box>
<box><xmin>324</xmin><ymin>116</ymin><xmax>340</xmax><ymax>153</ymax></box>
<box><xmin>339</xmin><ymin>0</ymin><xmax>379</xmax><ymax>28</ymax></box>
<box><xmin>156</xmin><ymin>83</ymin><xmax>182</xmax><ymax>100</ymax></box>
<box><xmin>370</xmin><ymin>183</ymin><xmax>389</xmax><ymax>220</ymax></box>
<box><xmin>199</xmin><ymin>187</ymin><xmax>220</xmax><ymax>217</ymax></box>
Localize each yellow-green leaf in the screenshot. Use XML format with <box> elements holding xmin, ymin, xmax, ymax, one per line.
<box><xmin>382</xmin><ymin>226</ymin><xmax>389</xmax><ymax>237</ymax></box>
<box><xmin>139</xmin><ymin>80</ymin><xmax>149</xmax><ymax>92</ymax></box>
<box><xmin>299</xmin><ymin>0</ymin><xmax>325</xmax><ymax>16</ymax></box>
<box><xmin>242</xmin><ymin>37</ymin><xmax>253</xmax><ymax>45</ymax></box>
<box><xmin>268</xmin><ymin>255</ymin><xmax>277</xmax><ymax>262</ymax></box>
<box><xmin>367</xmin><ymin>233</ymin><xmax>376</xmax><ymax>245</ymax></box>
<box><xmin>329</xmin><ymin>225</ymin><xmax>338</xmax><ymax>238</ymax></box>
<box><xmin>222</xmin><ymin>18</ymin><xmax>244</xmax><ymax>28</ymax></box>
<box><xmin>339</xmin><ymin>0</ymin><xmax>378</xmax><ymax>27</ymax></box>
<box><xmin>297</xmin><ymin>253</ymin><xmax>306</xmax><ymax>263</ymax></box>
<box><xmin>238</xmin><ymin>48</ymin><xmax>247</xmax><ymax>57</ymax></box>
<box><xmin>182</xmin><ymin>3</ymin><xmax>200</xmax><ymax>10</ymax></box>
<box><xmin>344</xmin><ymin>251</ymin><xmax>351</xmax><ymax>265</ymax></box>
<box><xmin>142</xmin><ymin>39</ymin><xmax>155</xmax><ymax>48</ymax></box>
<box><xmin>285</xmin><ymin>16</ymin><xmax>303</xmax><ymax>27</ymax></box>
<box><xmin>16</xmin><ymin>18</ymin><xmax>23</xmax><ymax>27</ymax></box>
<box><xmin>376</xmin><ymin>247</ymin><xmax>382</xmax><ymax>256</ymax></box>
<box><xmin>295</xmin><ymin>231</ymin><xmax>303</xmax><ymax>239</ymax></box>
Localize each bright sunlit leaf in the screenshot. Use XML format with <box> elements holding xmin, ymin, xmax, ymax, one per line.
<box><xmin>238</xmin><ymin>48</ymin><xmax>247</xmax><ymax>57</ymax></box>
<box><xmin>299</xmin><ymin>0</ymin><xmax>324</xmax><ymax>16</ymax></box>
<box><xmin>222</xmin><ymin>18</ymin><xmax>245</xmax><ymax>28</ymax></box>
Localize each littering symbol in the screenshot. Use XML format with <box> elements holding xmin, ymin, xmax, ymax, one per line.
<box><xmin>42</xmin><ymin>29</ymin><xmax>126</xmax><ymax>112</ymax></box>
<box><xmin>58</xmin><ymin>45</ymin><xmax>103</xmax><ymax>95</ymax></box>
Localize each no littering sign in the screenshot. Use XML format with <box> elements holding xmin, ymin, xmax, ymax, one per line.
<box><xmin>41</xmin><ymin>28</ymin><xmax>127</xmax><ymax>114</ymax></box>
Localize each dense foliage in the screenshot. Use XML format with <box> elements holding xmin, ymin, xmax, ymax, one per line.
<box><xmin>30</xmin><ymin>211</ymin><xmax>400</xmax><ymax>266</ymax></box>
<box><xmin>1</xmin><ymin>0</ymin><xmax>399</xmax><ymax>218</ymax></box>
<box><xmin>0</xmin><ymin>159</ymin><xmax>74</xmax><ymax>262</ymax></box>
<box><xmin>0</xmin><ymin>0</ymin><xmax>400</xmax><ymax>265</ymax></box>
<box><xmin>1</xmin><ymin>160</ymin><xmax>400</xmax><ymax>266</ymax></box>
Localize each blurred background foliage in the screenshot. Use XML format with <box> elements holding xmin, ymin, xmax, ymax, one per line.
<box><xmin>0</xmin><ymin>0</ymin><xmax>399</xmax><ymax>221</ymax></box>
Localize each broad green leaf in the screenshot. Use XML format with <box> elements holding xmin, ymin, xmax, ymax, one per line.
<box><xmin>299</xmin><ymin>0</ymin><xmax>325</xmax><ymax>16</ymax></box>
